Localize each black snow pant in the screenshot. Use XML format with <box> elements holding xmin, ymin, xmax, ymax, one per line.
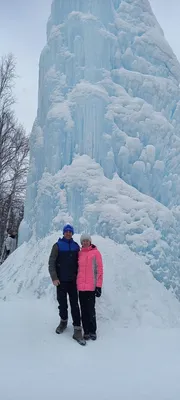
<box><xmin>57</xmin><ymin>281</ymin><xmax>81</xmax><ymax>327</ymax></box>
<box><xmin>79</xmin><ymin>291</ymin><xmax>97</xmax><ymax>335</ymax></box>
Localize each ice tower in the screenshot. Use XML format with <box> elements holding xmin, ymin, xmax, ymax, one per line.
<box><xmin>19</xmin><ymin>0</ymin><xmax>180</xmax><ymax>294</ymax></box>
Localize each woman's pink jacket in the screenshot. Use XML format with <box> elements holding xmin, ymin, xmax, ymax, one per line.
<box><xmin>77</xmin><ymin>245</ymin><xmax>103</xmax><ymax>292</ymax></box>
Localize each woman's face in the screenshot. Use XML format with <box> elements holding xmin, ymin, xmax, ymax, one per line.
<box><xmin>82</xmin><ymin>239</ymin><xmax>91</xmax><ymax>248</ymax></box>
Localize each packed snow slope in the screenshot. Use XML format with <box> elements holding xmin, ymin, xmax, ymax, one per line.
<box><xmin>22</xmin><ymin>0</ymin><xmax>180</xmax><ymax>245</ymax></box>
<box><xmin>2</xmin><ymin>232</ymin><xmax>180</xmax><ymax>399</ymax></box>
<box><xmin>1</xmin><ymin>300</ymin><xmax>180</xmax><ymax>400</ymax></box>
<box><xmin>1</xmin><ymin>233</ymin><xmax>180</xmax><ymax>327</ymax></box>
<box><xmin>20</xmin><ymin>156</ymin><xmax>180</xmax><ymax>296</ymax></box>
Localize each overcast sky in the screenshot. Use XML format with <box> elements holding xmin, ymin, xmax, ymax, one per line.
<box><xmin>0</xmin><ymin>0</ymin><xmax>179</xmax><ymax>133</ymax></box>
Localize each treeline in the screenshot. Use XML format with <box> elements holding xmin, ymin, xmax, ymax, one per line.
<box><xmin>0</xmin><ymin>54</ymin><xmax>29</xmax><ymax>261</ymax></box>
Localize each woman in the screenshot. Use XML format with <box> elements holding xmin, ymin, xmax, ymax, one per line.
<box><xmin>77</xmin><ymin>234</ymin><xmax>103</xmax><ymax>341</ymax></box>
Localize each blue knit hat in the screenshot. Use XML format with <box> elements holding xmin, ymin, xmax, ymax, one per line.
<box><xmin>63</xmin><ymin>224</ymin><xmax>74</xmax><ymax>235</ymax></box>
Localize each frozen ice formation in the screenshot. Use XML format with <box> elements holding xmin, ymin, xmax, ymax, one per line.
<box><xmin>19</xmin><ymin>0</ymin><xmax>180</xmax><ymax>295</ymax></box>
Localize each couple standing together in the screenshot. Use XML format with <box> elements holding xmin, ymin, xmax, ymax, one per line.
<box><xmin>48</xmin><ymin>224</ymin><xmax>103</xmax><ymax>345</ymax></box>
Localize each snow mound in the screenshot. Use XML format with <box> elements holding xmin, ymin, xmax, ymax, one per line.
<box><xmin>1</xmin><ymin>233</ymin><xmax>180</xmax><ymax>328</ymax></box>
<box><xmin>20</xmin><ymin>155</ymin><xmax>180</xmax><ymax>296</ymax></box>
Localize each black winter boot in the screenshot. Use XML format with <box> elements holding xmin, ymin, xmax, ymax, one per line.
<box><xmin>56</xmin><ymin>319</ymin><xmax>67</xmax><ymax>334</ymax></box>
<box><xmin>73</xmin><ymin>327</ymin><xmax>86</xmax><ymax>346</ymax></box>
<box><xmin>84</xmin><ymin>334</ymin><xmax>90</xmax><ymax>341</ymax></box>
<box><xmin>90</xmin><ymin>333</ymin><xmax>97</xmax><ymax>341</ymax></box>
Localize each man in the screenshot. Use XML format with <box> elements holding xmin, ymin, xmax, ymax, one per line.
<box><xmin>48</xmin><ymin>224</ymin><xmax>85</xmax><ymax>345</ymax></box>
<box><xmin>5</xmin><ymin>230</ymin><xmax>17</xmax><ymax>259</ymax></box>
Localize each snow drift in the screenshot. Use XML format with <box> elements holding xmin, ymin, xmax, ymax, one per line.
<box><xmin>19</xmin><ymin>155</ymin><xmax>180</xmax><ymax>296</ymax></box>
<box><xmin>1</xmin><ymin>233</ymin><xmax>180</xmax><ymax>328</ymax></box>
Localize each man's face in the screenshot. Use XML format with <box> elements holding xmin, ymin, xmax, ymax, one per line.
<box><xmin>64</xmin><ymin>231</ymin><xmax>73</xmax><ymax>240</ymax></box>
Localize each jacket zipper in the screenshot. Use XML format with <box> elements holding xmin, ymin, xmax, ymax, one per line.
<box><xmin>85</xmin><ymin>254</ymin><xmax>88</xmax><ymax>291</ymax></box>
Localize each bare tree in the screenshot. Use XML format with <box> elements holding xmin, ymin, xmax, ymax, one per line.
<box><xmin>0</xmin><ymin>54</ymin><xmax>29</xmax><ymax>261</ymax></box>
<box><xmin>0</xmin><ymin>54</ymin><xmax>16</xmax><ymax>188</ymax></box>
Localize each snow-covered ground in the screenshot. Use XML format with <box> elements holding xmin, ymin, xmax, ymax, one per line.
<box><xmin>1</xmin><ymin>233</ymin><xmax>180</xmax><ymax>328</ymax></box>
<box><xmin>1</xmin><ymin>299</ymin><xmax>180</xmax><ymax>400</ymax></box>
<box><xmin>1</xmin><ymin>234</ymin><xmax>180</xmax><ymax>399</ymax></box>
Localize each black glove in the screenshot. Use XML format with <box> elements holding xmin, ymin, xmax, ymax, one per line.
<box><xmin>95</xmin><ymin>287</ymin><xmax>102</xmax><ymax>298</ymax></box>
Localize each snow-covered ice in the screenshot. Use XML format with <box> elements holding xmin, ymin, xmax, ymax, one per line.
<box><xmin>19</xmin><ymin>156</ymin><xmax>180</xmax><ymax>296</ymax></box>
<box><xmin>19</xmin><ymin>0</ymin><xmax>180</xmax><ymax>292</ymax></box>
<box><xmin>21</xmin><ymin>0</ymin><xmax>180</xmax><ymax>245</ymax></box>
